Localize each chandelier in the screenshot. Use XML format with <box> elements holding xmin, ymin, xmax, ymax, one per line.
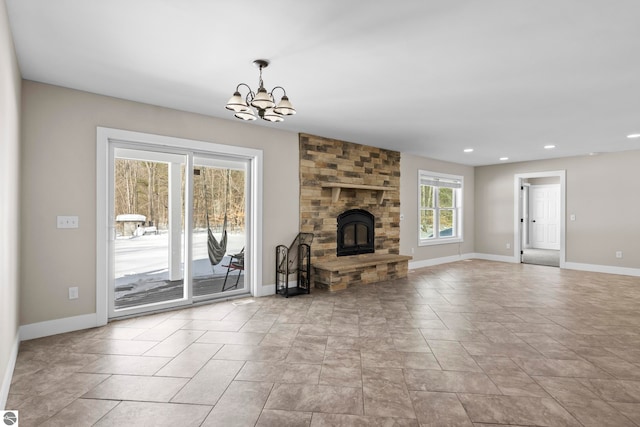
<box><xmin>225</xmin><ymin>59</ymin><xmax>296</xmax><ymax>122</ymax></box>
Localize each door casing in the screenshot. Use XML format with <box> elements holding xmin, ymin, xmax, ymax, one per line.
<box><xmin>513</xmin><ymin>171</ymin><xmax>566</xmax><ymax>268</ymax></box>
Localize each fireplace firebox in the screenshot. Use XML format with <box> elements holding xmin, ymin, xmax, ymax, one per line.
<box><xmin>337</xmin><ymin>209</ymin><xmax>375</xmax><ymax>256</ymax></box>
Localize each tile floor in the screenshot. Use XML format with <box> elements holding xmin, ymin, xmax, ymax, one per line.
<box><xmin>7</xmin><ymin>259</ymin><xmax>640</xmax><ymax>426</ymax></box>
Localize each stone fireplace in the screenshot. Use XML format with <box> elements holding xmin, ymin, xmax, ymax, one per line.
<box><xmin>337</xmin><ymin>209</ymin><xmax>375</xmax><ymax>257</ymax></box>
<box><xmin>299</xmin><ymin>133</ymin><xmax>411</xmax><ymax>291</ymax></box>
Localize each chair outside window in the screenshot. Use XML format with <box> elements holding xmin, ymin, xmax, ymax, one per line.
<box><xmin>222</xmin><ymin>248</ymin><xmax>244</xmax><ymax>292</ymax></box>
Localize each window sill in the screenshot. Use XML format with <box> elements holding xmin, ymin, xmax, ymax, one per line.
<box><xmin>419</xmin><ymin>238</ymin><xmax>463</xmax><ymax>247</ymax></box>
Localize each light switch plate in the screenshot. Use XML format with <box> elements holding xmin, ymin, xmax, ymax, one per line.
<box><xmin>57</xmin><ymin>216</ymin><xmax>79</xmax><ymax>229</ymax></box>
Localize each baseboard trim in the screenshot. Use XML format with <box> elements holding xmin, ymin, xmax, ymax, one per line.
<box><xmin>1</xmin><ymin>332</ymin><xmax>20</xmax><ymax>410</ymax></box>
<box><xmin>409</xmin><ymin>253</ymin><xmax>474</xmax><ymax>270</ymax></box>
<box><xmin>564</xmin><ymin>262</ymin><xmax>640</xmax><ymax>277</ymax></box>
<box><xmin>256</xmin><ymin>284</ymin><xmax>276</xmax><ymax>297</ymax></box>
<box><xmin>19</xmin><ymin>286</ymin><xmax>280</xmax><ymax>341</ymax></box>
<box><xmin>19</xmin><ymin>313</ymin><xmax>99</xmax><ymax>341</ymax></box>
<box><xmin>472</xmin><ymin>253</ymin><xmax>519</xmax><ymax>263</ymax></box>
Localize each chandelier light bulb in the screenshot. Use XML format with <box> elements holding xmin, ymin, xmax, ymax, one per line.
<box><xmin>225</xmin><ymin>91</ymin><xmax>250</xmax><ymax>113</ymax></box>
<box><xmin>234</xmin><ymin>110</ymin><xmax>257</xmax><ymax>121</ymax></box>
<box><xmin>251</xmin><ymin>87</ymin><xmax>275</xmax><ymax>110</ymax></box>
<box><xmin>274</xmin><ymin>95</ymin><xmax>296</xmax><ymax>116</ymax></box>
<box><xmin>262</xmin><ymin>107</ymin><xmax>284</xmax><ymax>122</ymax></box>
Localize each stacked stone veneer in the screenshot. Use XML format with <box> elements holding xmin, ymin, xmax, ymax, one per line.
<box><xmin>299</xmin><ymin>133</ymin><xmax>407</xmax><ymax>290</ymax></box>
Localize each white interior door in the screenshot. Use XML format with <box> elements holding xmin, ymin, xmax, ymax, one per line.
<box><xmin>530</xmin><ymin>184</ymin><xmax>560</xmax><ymax>250</ymax></box>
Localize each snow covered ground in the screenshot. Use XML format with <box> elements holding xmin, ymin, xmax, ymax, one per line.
<box><xmin>114</xmin><ymin>230</ymin><xmax>245</xmax><ymax>299</ymax></box>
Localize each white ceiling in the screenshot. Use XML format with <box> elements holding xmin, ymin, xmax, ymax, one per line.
<box><xmin>6</xmin><ymin>0</ymin><xmax>640</xmax><ymax>166</ymax></box>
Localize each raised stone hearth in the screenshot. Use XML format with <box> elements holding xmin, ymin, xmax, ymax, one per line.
<box><xmin>299</xmin><ymin>133</ymin><xmax>410</xmax><ymax>290</ymax></box>
<box><xmin>314</xmin><ymin>254</ymin><xmax>412</xmax><ymax>292</ymax></box>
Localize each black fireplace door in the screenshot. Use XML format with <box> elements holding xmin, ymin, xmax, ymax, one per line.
<box><xmin>337</xmin><ymin>209</ymin><xmax>375</xmax><ymax>256</ymax></box>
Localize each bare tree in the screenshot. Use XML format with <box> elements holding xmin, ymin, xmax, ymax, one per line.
<box><xmin>114</xmin><ymin>161</ymin><xmax>245</xmax><ymax>233</ymax></box>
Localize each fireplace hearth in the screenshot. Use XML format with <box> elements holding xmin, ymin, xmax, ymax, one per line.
<box><xmin>337</xmin><ymin>209</ymin><xmax>375</xmax><ymax>257</ymax></box>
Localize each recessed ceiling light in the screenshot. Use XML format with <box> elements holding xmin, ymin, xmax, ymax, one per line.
<box><xmin>588</xmin><ymin>152</ymin><xmax>600</xmax><ymax>156</ymax></box>
<box><xmin>463</xmin><ymin>148</ymin><xmax>474</xmax><ymax>153</ymax></box>
<box><xmin>544</xmin><ymin>144</ymin><xmax>556</xmax><ymax>149</ymax></box>
<box><xmin>499</xmin><ymin>157</ymin><xmax>509</xmax><ymax>161</ymax></box>
<box><xmin>627</xmin><ymin>134</ymin><xmax>640</xmax><ymax>139</ymax></box>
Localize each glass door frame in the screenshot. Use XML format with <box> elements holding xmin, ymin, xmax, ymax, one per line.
<box><xmin>191</xmin><ymin>153</ymin><xmax>251</xmax><ymax>302</ymax></box>
<box><xmin>109</xmin><ymin>144</ymin><xmax>192</xmax><ymax>318</ymax></box>
<box><xmin>97</xmin><ymin>127</ymin><xmax>263</xmax><ymax>324</ymax></box>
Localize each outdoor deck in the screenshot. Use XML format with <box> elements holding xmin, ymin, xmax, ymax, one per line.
<box><xmin>115</xmin><ymin>273</ymin><xmax>245</xmax><ymax>309</ymax></box>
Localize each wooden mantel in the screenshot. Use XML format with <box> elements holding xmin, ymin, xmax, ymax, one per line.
<box><xmin>322</xmin><ymin>183</ymin><xmax>392</xmax><ymax>205</ymax></box>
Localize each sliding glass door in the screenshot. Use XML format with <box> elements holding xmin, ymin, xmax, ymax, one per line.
<box><xmin>107</xmin><ymin>143</ymin><xmax>250</xmax><ymax>318</ymax></box>
<box><xmin>192</xmin><ymin>156</ymin><xmax>248</xmax><ymax>298</ymax></box>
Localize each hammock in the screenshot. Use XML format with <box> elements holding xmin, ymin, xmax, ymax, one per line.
<box><xmin>207</xmin><ymin>221</ymin><xmax>227</xmax><ymax>266</ymax></box>
<box><xmin>204</xmin><ymin>169</ymin><xmax>231</xmax><ymax>266</ymax></box>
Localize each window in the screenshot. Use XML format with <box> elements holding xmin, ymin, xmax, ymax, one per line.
<box><xmin>419</xmin><ymin>170</ymin><xmax>463</xmax><ymax>245</ymax></box>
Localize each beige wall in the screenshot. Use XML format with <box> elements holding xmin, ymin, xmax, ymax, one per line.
<box><xmin>475</xmin><ymin>151</ymin><xmax>640</xmax><ymax>268</ymax></box>
<box><xmin>0</xmin><ymin>0</ymin><xmax>21</xmax><ymax>406</ymax></box>
<box><xmin>20</xmin><ymin>81</ymin><xmax>299</xmax><ymax>325</ymax></box>
<box><xmin>400</xmin><ymin>153</ymin><xmax>475</xmax><ymax>262</ymax></box>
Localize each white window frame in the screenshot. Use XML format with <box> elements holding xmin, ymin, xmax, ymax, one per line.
<box><xmin>418</xmin><ymin>170</ymin><xmax>463</xmax><ymax>246</ymax></box>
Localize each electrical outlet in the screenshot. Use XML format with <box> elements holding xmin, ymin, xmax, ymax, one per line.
<box><xmin>69</xmin><ymin>287</ymin><xmax>79</xmax><ymax>300</ymax></box>
<box><xmin>411</xmin><ymin>247</ymin><xmax>415</xmax><ymax>254</ymax></box>
<box><xmin>570</xmin><ymin>214</ymin><xmax>576</xmax><ymax>221</ymax></box>
<box><xmin>506</xmin><ymin>243</ymin><xmax>511</xmax><ymax>249</ymax></box>
<box><xmin>616</xmin><ymin>251</ymin><xmax>623</xmax><ymax>259</ymax></box>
